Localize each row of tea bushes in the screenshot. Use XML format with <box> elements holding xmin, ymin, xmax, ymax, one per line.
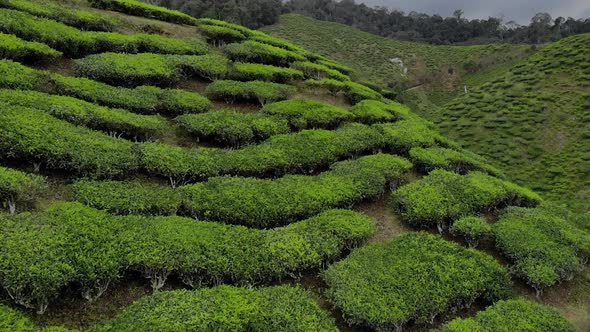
<box><xmin>205</xmin><ymin>79</ymin><xmax>296</xmax><ymax>105</ymax></box>
<box><xmin>0</xmin><ymin>202</ymin><xmax>373</xmax><ymax>313</ymax></box>
<box><xmin>305</xmin><ymin>78</ymin><xmax>383</xmax><ymax>104</ymax></box>
<box><xmin>448</xmin><ymin>216</ymin><xmax>491</xmax><ymax>248</ymax></box>
<box><xmin>0</xmin><ymin>89</ymin><xmax>167</xmax><ymax>140</ymax></box>
<box><xmin>409</xmin><ymin>146</ymin><xmax>504</xmax><ymax>177</ymax></box>
<box><xmin>223</xmin><ymin>40</ymin><xmax>306</xmax><ymax>66</ymax></box>
<box><xmin>0</xmin><ymin>304</ymin><xmax>70</xmax><ymax>332</ymax></box>
<box><xmin>89</xmin><ymin>0</ymin><xmax>197</xmax><ymax>25</ymax></box>
<box><xmin>439</xmin><ymin>299</ymin><xmax>575</xmax><ymax>332</ymax></box>
<box><xmin>0</xmin><ymin>166</ymin><xmax>46</xmax><ymax>214</ymax></box>
<box><xmin>392</xmin><ymin>169</ymin><xmax>542</xmax><ymax>232</ymax></box>
<box><xmin>0</xmin><ymin>59</ymin><xmax>212</xmax><ymax>115</ymax></box>
<box><xmin>323</xmin><ymin>232</ymin><xmax>512</xmax><ymax>331</ymax></box>
<box><xmin>0</xmin><ymin>32</ymin><xmax>62</xmax><ymax>62</ymax></box>
<box><xmin>493</xmin><ymin>207</ymin><xmax>590</xmax><ymax>297</ymax></box>
<box><xmin>74</xmin><ymin>53</ymin><xmax>229</xmax><ymax>87</ymax></box>
<box><xmin>229</xmin><ymin>62</ymin><xmax>304</xmax><ymax>82</ymax></box>
<box><xmin>0</xmin><ymin>0</ymin><xmax>118</xmax><ymax>31</ymax></box>
<box><xmin>0</xmin><ymin>9</ymin><xmax>207</xmax><ymax>56</ymax></box>
<box><xmin>292</xmin><ymin>61</ymin><xmax>349</xmax><ymax>81</ymax></box>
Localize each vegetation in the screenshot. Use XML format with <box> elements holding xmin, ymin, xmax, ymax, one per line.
<box><xmin>292</xmin><ymin>61</ymin><xmax>349</xmax><ymax>81</ymax></box>
<box><xmin>323</xmin><ymin>232</ymin><xmax>511</xmax><ymax>331</ymax></box>
<box><xmin>263</xmin><ymin>99</ymin><xmax>354</xmax><ymax>129</ymax></box>
<box><xmin>493</xmin><ymin>207</ymin><xmax>590</xmax><ymax>297</ymax></box>
<box><xmin>449</xmin><ymin>216</ymin><xmax>491</xmax><ymax>248</ymax></box>
<box><xmin>440</xmin><ymin>299</ymin><xmax>575</xmax><ymax>331</ymax></box>
<box><xmin>224</xmin><ymin>40</ymin><xmax>305</xmax><ymax>66</ymax></box>
<box><xmin>305</xmin><ymin>78</ymin><xmax>383</xmax><ymax>104</ymax></box>
<box><xmin>89</xmin><ymin>0</ymin><xmax>197</xmax><ymax>25</ymax></box>
<box><xmin>0</xmin><ymin>32</ymin><xmax>61</xmax><ymax>62</ymax></box>
<box><xmin>409</xmin><ymin>146</ymin><xmax>503</xmax><ymax>176</ymax></box>
<box><xmin>206</xmin><ymin>79</ymin><xmax>296</xmax><ymax>105</ymax></box>
<box><xmin>0</xmin><ymin>166</ymin><xmax>46</xmax><ymax>214</ymax></box>
<box><xmin>230</xmin><ymin>62</ymin><xmax>304</xmax><ymax>82</ymax></box>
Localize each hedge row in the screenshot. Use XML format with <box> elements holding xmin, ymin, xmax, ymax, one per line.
<box><xmin>0</xmin><ymin>9</ymin><xmax>207</xmax><ymax>56</ymax></box>
<box><xmin>292</xmin><ymin>61</ymin><xmax>349</xmax><ymax>81</ymax></box>
<box><xmin>196</xmin><ymin>18</ymin><xmax>256</xmax><ymax>37</ymax></box>
<box><xmin>305</xmin><ymin>78</ymin><xmax>383</xmax><ymax>104</ymax></box>
<box><xmin>224</xmin><ymin>40</ymin><xmax>306</xmax><ymax>66</ymax></box>
<box><xmin>0</xmin><ymin>59</ymin><xmax>212</xmax><ymax>115</ymax></box>
<box><xmin>198</xmin><ymin>24</ymin><xmax>247</xmax><ymax>46</ymax></box>
<box><xmin>0</xmin><ymin>105</ymin><xmax>138</xmax><ymax>178</ymax></box>
<box><xmin>0</xmin><ymin>0</ymin><xmax>118</xmax><ymax>31</ymax></box>
<box><xmin>0</xmin><ymin>202</ymin><xmax>373</xmax><ymax>313</ymax></box>
<box><xmin>493</xmin><ymin>207</ymin><xmax>590</xmax><ymax>296</ymax></box>
<box><xmin>0</xmin><ymin>89</ymin><xmax>167</xmax><ymax>140</ymax></box>
<box><xmin>89</xmin><ymin>0</ymin><xmax>197</xmax><ymax>25</ymax></box>
<box><xmin>74</xmin><ymin>52</ymin><xmax>229</xmax><ymax>87</ymax></box>
<box><xmin>229</xmin><ymin>62</ymin><xmax>304</xmax><ymax>83</ymax></box>
<box><xmin>440</xmin><ymin>299</ymin><xmax>575</xmax><ymax>332</ymax></box>
<box><xmin>409</xmin><ymin>146</ymin><xmax>504</xmax><ymax>177</ymax></box>
<box><xmin>93</xmin><ymin>286</ymin><xmax>338</xmax><ymax>332</ymax></box>
<box><xmin>263</xmin><ymin>99</ymin><xmax>354</xmax><ymax>129</ymax></box>
<box><xmin>0</xmin><ymin>32</ymin><xmax>62</xmax><ymax>62</ymax></box>
<box><xmin>175</xmin><ymin>110</ymin><xmax>290</xmax><ymax>146</ymax></box>
<box><xmin>0</xmin><ymin>166</ymin><xmax>46</xmax><ymax>214</ymax></box>
<box><xmin>316</xmin><ymin>57</ymin><xmax>354</xmax><ymax>75</ymax></box>
<box><xmin>205</xmin><ymin>79</ymin><xmax>296</xmax><ymax>105</ymax></box>
<box><xmin>392</xmin><ymin>169</ymin><xmax>542</xmax><ymax>232</ymax></box>
<box><xmin>323</xmin><ymin>232</ymin><xmax>512</xmax><ymax>331</ymax></box>
<box><xmin>449</xmin><ymin>216</ymin><xmax>491</xmax><ymax>248</ymax></box>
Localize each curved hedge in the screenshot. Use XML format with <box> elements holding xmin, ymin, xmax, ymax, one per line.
<box><xmin>0</xmin><ymin>105</ymin><xmax>138</xmax><ymax>178</ymax></box>
<box><xmin>323</xmin><ymin>232</ymin><xmax>512</xmax><ymax>331</ymax></box>
<box><xmin>0</xmin><ymin>166</ymin><xmax>46</xmax><ymax>214</ymax></box>
<box><xmin>179</xmin><ymin>154</ymin><xmax>411</xmax><ymax>227</ymax></box>
<box><xmin>440</xmin><ymin>299</ymin><xmax>575</xmax><ymax>332</ymax></box>
<box><xmin>0</xmin><ymin>89</ymin><xmax>166</xmax><ymax>140</ymax></box>
<box><xmin>409</xmin><ymin>146</ymin><xmax>504</xmax><ymax>177</ymax></box>
<box><xmin>316</xmin><ymin>57</ymin><xmax>353</xmax><ymax>75</ymax></box>
<box><xmin>349</xmin><ymin>99</ymin><xmax>401</xmax><ymax>124</ymax></box>
<box><xmin>198</xmin><ymin>24</ymin><xmax>247</xmax><ymax>46</ymax></box>
<box><xmin>263</xmin><ymin>98</ymin><xmax>354</xmax><ymax>129</ymax></box>
<box><xmin>0</xmin><ymin>203</ymin><xmax>373</xmax><ymax>312</ymax></box>
<box><xmin>92</xmin><ymin>286</ymin><xmax>338</xmax><ymax>332</ymax></box>
<box><xmin>206</xmin><ymin>79</ymin><xmax>296</xmax><ymax>105</ymax></box>
<box><xmin>0</xmin><ymin>32</ymin><xmax>61</xmax><ymax>61</ymax></box>
<box><xmin>0</xmin><ymin>303</ymin><xmax>37</xmax><ymax>331</ymax></box>
<box><xmin>449</xmin><ymin>216</ymin><xmax>491</xmax><ymax>248</ymax></box>
<box><xmin>230</xmin><ymin>62</ymin><xmax>304</xmax><ymax>82</ymax></box>
<box><xmin>0</xmin><ymin>9</ymin><xmax>207</xmax><ymax>56</ymax></box>
<box><xmin>392</xmin><ymin>169</ymin><xmax>542</xmax><ymax>232</ymax></box>
<box><xmin>305</xmin><ymin>78</ymin><xmax>383</xmax><ymax>104</ymax></box>
<box><xmin>224</xmin><ymin>40</ymin><xmax>306</xmax><ymax>66</ymax></box>
<box><xmin>493</xmin><ymin>207</ymin><xmax>590</xmax><ymax>297</ymax></box>
<box><xmin>89</xmin><ymin>0</ymin><xmax>197</xmax><ymax>25</ymax></box>
<box><xmin>292</xmin><ymin>61</ymin><xmax>349</xmax><ymax>81</ymax></box>
<box><xmin>74</xmin><ymin>53</ymin><xmax>229</xmax><ymax>87</ymax></box>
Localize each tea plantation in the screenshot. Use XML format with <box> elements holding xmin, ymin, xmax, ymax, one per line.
<box><xmin>0</xmin><ymin>0</ymin><xmax>588</xmax><ymax>331</ymax></box>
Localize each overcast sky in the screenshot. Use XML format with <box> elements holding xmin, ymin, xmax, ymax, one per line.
<box><xmin>357</xmin><ymin>0</ymin><xmax>590</xmax><ymax>24</ymax></box>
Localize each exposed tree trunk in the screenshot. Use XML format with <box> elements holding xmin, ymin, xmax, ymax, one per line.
<box><xmin>8</xmin><ymin>198</ymin><xmax>16</xmax><ymax>214</ymax></box>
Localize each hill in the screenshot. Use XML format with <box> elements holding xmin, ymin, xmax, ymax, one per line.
<box><xmin>0</xmin><ymin>1</ymin><xmax>588</xmax><ymax>331</ymax></box>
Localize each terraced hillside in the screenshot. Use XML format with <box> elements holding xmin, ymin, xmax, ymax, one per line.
<box><xmin>0</xmin><ymin>1</ymin><xmax>588</xmax><ymax>331</ymax></box>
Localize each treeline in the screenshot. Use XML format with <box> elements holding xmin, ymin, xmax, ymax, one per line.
<box><xmin>147</xmin><ymin>0</ymin><xmax>590</xmax><ymax>44</ymax></box>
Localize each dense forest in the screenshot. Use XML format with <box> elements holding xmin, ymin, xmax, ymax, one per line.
<box><xmin>148</xmin><ymin>0</ymin><xmax>590</xmax><ymax>44</ymax></box>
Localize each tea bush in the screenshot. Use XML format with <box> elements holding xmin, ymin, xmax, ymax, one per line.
<box><xmin>198</xmin><ymin>24</ymin><xmax>247</xmax><ymax>46</ymax></box>
<box><xmin>323</xmin><ymin>232</ymin><xmax>511</xmax><ymax>331</ymax></box>
<box><xmin>0</xmin><ymin>166</ymin><xmax>46</xmax><ymax>214</ymax></box>
<box><xmin>392</xmin><ymin>170</ymin><xmax>542</xmax><ymax>231</ymax></box>
<box><xmin>410</xmin><ymin>146</ymin><xmax>504</xmax><ymax>177</ymax></box>
<box><xmin>349</xmin><ymin>99</ymin><xmax>397</xmax><ymax>124</ymax></box>
<box><xmin>449</xmin><ymin>216</ymin><xmax>491</xmax><ymax>248</ymax></box>
<box><xmin>0</xmin><ymin>89</ymin><xmax>167</xmax><ymax>140</ymax></box>
<box><xmin>196</xmin><ymin>18</ymin><xmax>256</xmax><ymax>37</ymax></box>
<box><xmin>292</xmin><ymin>61</ymin><xmax>349</xmax><ymax>81</ymax></box>
<box><xmin>493</xmin><ymin>207</ymin><xmax>590</xmax><ymax>297</ymax></box>
<box><xmin>0</xmin><ymin>32</ymin><xmax>61</xmax><ymax>61</ymax></box>
<box><xmin>230</xmin><ymin>62</ymin><xmax>303</xmax><ymax>82</ymax></box>
<box><xmin>440</xmin><ymin>299</ymin><xmax>575</xmax><ymax>332</ymax></box>
<box><xmin>224</xmin><ymin>40</ymin><xmax>305</xmax><ymax>66</ymax></box>
<box><xmin>250</xmin><ymin>33</ymin><xmax>310</xmax><ymax>56</ymax></box>
<box><xmin>317</xmin><ymin>58</ymin><xmax>354</xmax><ymax>75</ymax></box>
<box><xmin>206</xmin><ymin>80</ymin><xmax>296</xmax><ymax>105</ymax></box>
<box><xmin>0</xmin><ymin>304</ymin><xmax>37</xmax><ymax>331</ymax></box>
<box><xmin>262</xmin><ymin>99</ymin><xmax>353</xmax><ymax>129</ymax></box>
<box><xmin>89</xmin><ymin>0</ymin><xmax>197</xmax><ymax>25</ymax></box>
<box><xmin>0</xmin><ymin>59</ymin><xmax>46</xmax><ymax>90</ymax></box>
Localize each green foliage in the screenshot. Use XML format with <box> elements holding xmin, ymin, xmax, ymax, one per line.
<box><xmin>323</xmin><ymin>232</ymin><xmax>512</xmax><ymax>330</ymax></box>
<box><xmin>0</xmin><ymin>105</ymin><xmax>138</xmax><ymax>178</ymax></box>
<box><xmin>449</xmin><ymin>216</ymin><xmax>491</xmax><ymax>248</ymax></box>
<box><xmin>410</xmin><ymin>146</ymin><xmax>504</xmax><ymax>177</ymax></box>
<box><xmin>0</xmin><ymin>59</ymin><xmax>47</xmax><ymax>90</ymax></box>
<box><xmin>262</xmin><ymin>98</ymin><xmax>353</xmax><ymax>129</ymax></box>
<box><xmin>0</xmin><ymin>89</ymin><xmax>166</xmax><ymax>140</ymax></box>
<box><xmin>349</xmin><ymin>99</ymin><xmax>396</xmax><ymax>124</ymax></box>
<box><xmin>493</xmin><ymin>207</ymin><xmax>590</xmax><ymax>296</ymax></box>
<box><xmin>392</xmin><ymin>170</ymin><xmax>542</xmax><ymax>231</ymax></box>
<box><xmin>179</xmin><ymin>154</ymin><xmax>411</xmax><ymax>227</ymax></box>
<box><xmin>89</xmin><ymin>0</ymin><xmax>197</xmax><ymax>25</ymax></box>
<box><xmin>175</xmin><ymin>110</ymin><xmax>290</xmax><ymax>146</ymax></box>
<box><xmin>292</xmin><ymin>61</ymin><xmax>349</xmax><ymax>81</ymax></box>
<box><xmin>198</xmin><ymin>24</ymin><xmax>247</xmax><ymax>45</ymax></box>
<box><xmin>304</xmin><ymin>78</ymin><xmax>383</xmax><ymax>104</ymax></box>
<box><xmin>0</xmin><ymin>9</ymin><xmax>207</xmax><ymax>56</ymax></box>
<box><xmin>206</xmin><ymin>79</ymin><xmax>296</xmax><ymax>105</ymax></box>
<box><xmin>196</xmin><ymin>18</ymin><xmax>257</xmax><ymax>37</ymax></box>
<box><xmin>74</xmin><ymin>53</ymin><xmax>228</xmax><ymax>87</ymax></box>
<box><xmin>0</xmin><ymin>304</ymin><xmax>36</xmax><ymax>331</ymax></box>
<box><xmin>440</xmin><ymin>299</ymin><xmax>575</xmax><ymax>332</ymax></box>
<box><xmin>0</xmin><ymin>0</ymin><xmax>118</xmax><ymax>31</ymax></box>
<box><xmin>250</xmin><ymin>33</ymin><xmax>310</xmax><ymax>56</ymax></box>
<box><xmin>224</xmin><ymin>40</ymin><xmax>305</xmax><ymax>66</ymax></box>
<box><xmin>0</xmin><ymin>32</ymin><xmax>61</xmax><ymax>62</ymax></box>
<box><xmin>92</xmin><ymin>286</ymin><xmax>338</xmax><ymax>332</ymax></box>
<box><xmin>230</xmin><ymin>62</ymin><xmax>303</xmax><ymax>82</ymax></box>
<box><xmin>0</xmin><ymin>166</ymin><xmax>46</xmax><ymax>214</ymax></box>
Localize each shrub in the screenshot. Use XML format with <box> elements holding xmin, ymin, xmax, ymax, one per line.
<box><xmin>206</xmin><ymin>80</ymin><xmax>296</xmax><ymax>105</ymax></box>
<box><xmin>0</xmin><ymin>0</ymin><xmax>118</xmax><ymax>31</ymax></box>
<box><xmin>198</xmin><ymin>24</ymin><xmax>247</xmax><ymax>46</ymax></box>
<box><xmin>0</xmin><ymin>304</ymin><xmax>37</xmax><ymax>331</ymax></box>
<box><xmin>344</xmin><ymin>81</ymin><xmax>383</xmax><ymax>104</ymax></box>
<box><xmin>323</xmin><ymin>232</ymin><xmax>512</xmax><ymax>331</ymax></box>
<box><xmin>224</xmin><ymin>40</ymin><xmax>305</xmax><ymax>66</ymax></box>
<box><xmin>305</xmin><ymin>78</ymin><xmax>347</xmax><ymax>96</ymax></box>
<box><xmin>0</xmin><ymin>32</ymin><xmax>61</xmax><ymax>61</ymax></box>
<box><xmin>175</xmin><ymin>110</ymin><xmax>290</xmax><ymax>146</ymax></box>
<box><xmin>230</xmin><ymin>62</ymin><xmax>303</xmax><ymax>82</ymax></box>
<box><xmin>410</xmin><ymin>146</ymin><xmax>504</xmax><ymax>177</ymax></box>
<box><xmin>250</xmin><ymin>33</ymin><xmax>309</xmax><ymax>55</ymax></box>
<box><xmin>349</xmin><ymin>99</ymin><xmax>397</xmax><ymax>124</ymax></box>
<box><xmin>262</xmin><ymin>99</ymin><xmax>353</xmax><ymax>129</ymax></box>
<box><xmin>92</xmin><ymin>286</ymin><xmax>338</xmax><ymax>332</ymax></box>
<box><xmin>196</xmin><ymin>18</ymin><xmax>256</xmax><ymax>37</ymax></box>
<box><xmin>179</xmin><ymin>154</ymin><xmax>411</xmax><ymax>227</ymax></box>
<box><xmin>292</xmin><ymin>61</ymin><xmax>349</xmax><ymax>81</ymax></box>
<box><xmin>0</xmin><ymin>166</ymin><xmax>46</xmax><ymax>214</ymax></box>
<box><xmin>72</xmin><ymin>180</ymin><xmax>181</xmax><ymax>215</ymax></box>
<box><xmin>493</xmin><ymin>207</ymin><xmax>590</xmax><ymax>297</ymax></box>
<box><xmin>449</xmin><ymin>216</ymin><xmax>491</xmax><ymax>248</ymax></box>
<box><xmin>316</xmin><ymin>58</ymin><xmax>353</xmax><ymax>75</ymax></box>
<box><xmin>374</xmin><ymin>119</ymin><xmax>445</xmax><ymax>153</ymax></box>
<box><xmin>392</xmin><ymin>170</ymin><xmax>542</xmax><ymax>232</ymax></box>
<box><xmin>0</xmin><ymin>89</ymin><xmax>166</xmax><ymax>140</ymax></box>
<box><xmin>440</xmin><ymin>299</ymin><xmax>575</xmax><ymax>332</ymax></box>
<box><xmin>0</xmin><ymin>59</ymin><xmax>47</xmax><ymax>90</ymax></box>
<box><xmin>0</xmin><ymin>105</ymin><xmax>138</xmax><ymax>178</ymax></box>
<box><xmin>89</xmin><ymin>0</ymin><xmax>197</xmax><ymax>25</ymax></box>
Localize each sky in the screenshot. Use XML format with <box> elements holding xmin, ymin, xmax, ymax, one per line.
<box><xmin>357</xmin><ymin>0</ymin><xmax>590</xmax><ymax>24</ymax></box>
